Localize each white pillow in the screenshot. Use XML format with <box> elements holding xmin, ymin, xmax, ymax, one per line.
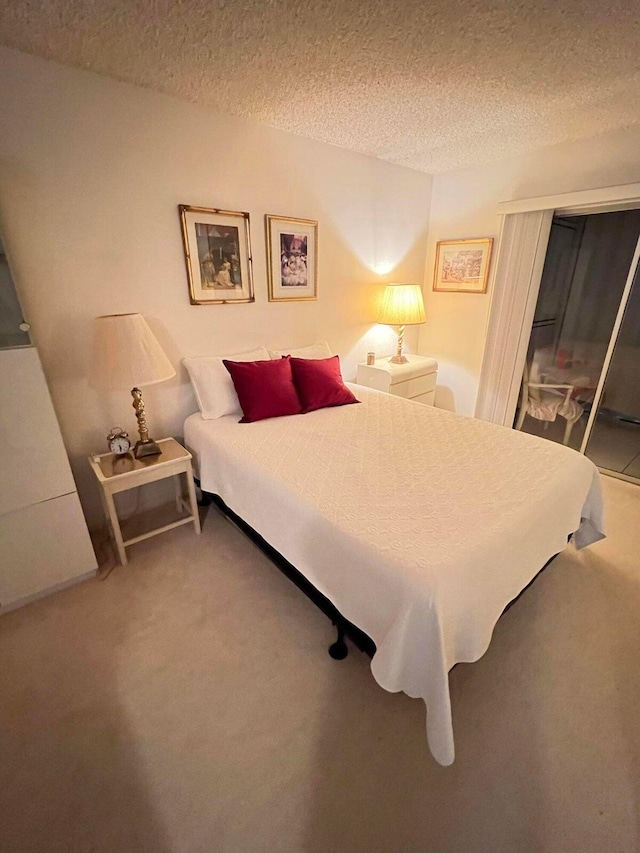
<box><xmin>269</xmin><ymin>341</ymin><xmax>332</xmax><ymax>360</ymax></box>
<box><xmin>183</xmin><ymin>346</ymin><xmax>270</xmax><ymax>419</ymax></box>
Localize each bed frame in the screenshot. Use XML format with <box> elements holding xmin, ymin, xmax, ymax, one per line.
<box><xmin>198</xmin><ymin>488</ymin><xmax>374</xmax><ymax>659</ymax></box>
<box><xmin>197</xmin><ymin>482</ymin><xmax>560</xmax><ymax>662</ymax></box>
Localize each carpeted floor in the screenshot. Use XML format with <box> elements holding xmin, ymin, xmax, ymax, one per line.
<box><xmin>1</xmin><ymin>475</ymin><xmax>639</xmax><ymax>853</ymax></box>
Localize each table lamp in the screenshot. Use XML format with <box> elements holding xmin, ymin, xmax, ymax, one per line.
<box><xmin>90</xmin><ymin>313</ymin><xmax>175</xmax><ymax>458</ymax></box>
<box><xmin>377</xmin><ymin>283</ymin><xmax>426</xmax><ymax>364</ymax></box>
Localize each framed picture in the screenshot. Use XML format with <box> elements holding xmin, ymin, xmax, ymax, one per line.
<box><xmin>179</xmin><ymin>205</ymin><xmax>254</xmax><ymax>305</ymax></box>
<box><xmin>265</xmin><ymin>214</ymin><xmax>318</xmax><ymax>302</ymax></box>
<box><xmin>433</xmin><ymin>237</ymin><xmax>494</xmax><ymax>294</ymax></box>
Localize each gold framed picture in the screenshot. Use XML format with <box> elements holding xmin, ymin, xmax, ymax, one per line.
<box><xmin>433</xmin><ymin>237</ymin><xmax>494</xmax><ymax>294</ymax></box>
<box><xmin>179</xmin><ymin>205</ymin><xmax>254</xmax><ymax>305</ymax></box>
<box><xmin>265</xmin><ymin>214</ymin><xmax>318</xmax><ymax>302</ymax></box>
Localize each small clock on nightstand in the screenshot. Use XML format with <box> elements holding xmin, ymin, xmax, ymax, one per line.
<box><xmin>356</xmin><ymin>354</ymin><xmax>438</xmax><ymax>406</ymax></box>
<box><xmin>106</xmin><ymin>427</ymin><xmax>131</xmax><ymax>455</ymax></box>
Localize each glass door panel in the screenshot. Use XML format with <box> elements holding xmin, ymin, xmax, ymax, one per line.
<box><xmin>0</xmin><ymin>235</ymin><xmax>31</xmax><ymax>349</ymax></box>
<box><xmin>515</xmin><ymin>209</ymin><xmax>640</xmax><ymax>450</ymax></box>
<box><xmin>585</xmin><ymin>261</ymin><xmax>640</xmax><ymax>477</ymax></box>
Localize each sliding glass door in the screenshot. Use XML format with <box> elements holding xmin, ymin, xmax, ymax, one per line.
<box><xmin>584</xmin><ymin>259</ymin><xmax>640</xmax><ymax>479</ymax></box>
<box><xmin>515</xmin><ymin>209</ymin><xmax>640</xmax><ymax>452</ymax></box>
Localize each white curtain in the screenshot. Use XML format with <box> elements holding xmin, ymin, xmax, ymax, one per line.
<box><xmin>475</xmin><ymin>210</ymin><xmax>553</xmax><ymax>426</ymax></box>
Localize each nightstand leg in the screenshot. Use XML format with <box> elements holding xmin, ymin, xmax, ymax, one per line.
<box><xmin>186</xmin><ymin>472</ymin><xmax>201</xmax><ymax>534</ymax></box>
<box><xmin>104</xmin><ymin>490</ymin><xmax>128</xmax><ymax>566</ymax></box>
<box><xmin>173</xmin><ymin>472</ymin><xmax>183</xmax><ymax>513</ymax></box>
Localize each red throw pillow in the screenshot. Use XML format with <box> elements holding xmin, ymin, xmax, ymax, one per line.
<box><xmin>289</xmin><ymin>355</ymin><xmax>359</xmax><ymax>413</ymax></box>
<box><xmin>223</xmin><ymin>356</ymin><xmax>303</xmax><ymax>423</ymax></box>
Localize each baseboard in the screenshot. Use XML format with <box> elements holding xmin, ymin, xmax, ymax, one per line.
<box><xmin>0</xmin><ymin>570</ymin><xmax>98</xmax><ymax>615</ymax></box>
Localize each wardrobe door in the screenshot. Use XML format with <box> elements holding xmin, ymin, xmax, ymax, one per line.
<box><xmin>0</xmin><ymin>347</ymin><xmax>76</xmax><ymax>516</ymax></box>
<box><xmin>0</xmin><ymin>231</ymin><xmax>97</xmax><ymax>609</ymax></box>
<box><xmin>0</xmin><ymin>494</ymin><xmax>97</xmax><ymax>606</ymax></box>
<box><xmin>0</xmin><ymin>347</ymin><xmax>97</xmax><ymax>609</ymax></box>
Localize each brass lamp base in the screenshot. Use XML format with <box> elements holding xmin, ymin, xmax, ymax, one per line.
<box><xmin>134</xmin><ymin>438</ymin><xmax>162</xmax><ymax>459</ymax></box>
<box><xmin>131</xmin><ymin>386</ymin><xmax>162</xmax><ymax>459</ymax></box>
<box><xmin>389</xmin><ymin>324</ymin><xmax>409</xmax><ymax>365</ymax></box>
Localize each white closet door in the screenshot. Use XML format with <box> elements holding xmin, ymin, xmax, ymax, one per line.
<box><xmin>0</xmin><ymin>493</ymin><xmax>97</xmax><ymax>605</ymax></box>
<box><xmin>0</xmin><ymin>347</ymin><xmax>76</xmax><ymax>515</ymax></box>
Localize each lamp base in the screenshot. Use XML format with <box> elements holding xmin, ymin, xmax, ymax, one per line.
<box><xmin>389</xmin><ymin>324</ymin><xmax>408</xmax><ymax>365</ymax></box>
<box><xmin>130</xmin><ymin>387</ymin><xmax>161</xmax><ymax>459</ymax></box>
<box><xmin>133</xmin><ymin>438</ymin><xmax>162</xmax><ymax>459</ymax></box>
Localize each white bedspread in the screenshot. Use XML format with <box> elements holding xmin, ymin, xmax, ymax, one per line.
<box><xmin>184</xmin><ymin>385</ymin><xmax>604</xmax><ymax>765</ymax></box>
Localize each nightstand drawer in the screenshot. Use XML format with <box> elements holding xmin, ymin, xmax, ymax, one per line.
<box><xmin>391</xmin><ymin>371</ymin><xmax>437</xmax><ymax>400</ymax></box>
<box><xmin>413</xmin><ymin>390</ymin><xmax>436</xmax><ymax>406</ymax></box>
<box><xmin>356</xmin><ymin>355</ymin><xmax>438</xmax><ymax>405</ymax></box>
<box><xmin>387</xmin><ymin>359</ymin><xmax>436</xmax><ymax>385</ymax></box>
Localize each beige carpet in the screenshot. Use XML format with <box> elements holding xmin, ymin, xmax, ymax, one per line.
<box><xmin>1</xmin><ymin>476</ymin><xmax>639</xmax><ymax>853</ymax></box>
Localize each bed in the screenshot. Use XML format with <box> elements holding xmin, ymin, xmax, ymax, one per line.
<box><xmin>184</xmin><ymin>384</ymin><xmax>604</xmax><ymax>765</ymax></box>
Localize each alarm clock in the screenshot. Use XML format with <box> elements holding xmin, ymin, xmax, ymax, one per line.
<box><xmin>107</xmin><ymin>427</ymin><xmax>131</xmax><ymax>455</ymax></box>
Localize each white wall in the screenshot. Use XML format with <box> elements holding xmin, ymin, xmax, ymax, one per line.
<box><xmin>0</xmin><ymin>47</ymin><xmax>432</xmax><ymax>527</ymax></box>
<box><xmin>420</xmin><ymin>125</ymin><xmax>640</xmax><ymax>415</ymax></box>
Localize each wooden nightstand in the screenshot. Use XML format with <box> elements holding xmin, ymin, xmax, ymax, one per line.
<box><xmin>356</xmin><ymin>354</ymin><xmax>438</xmax><ymax>405</ymax></box>
<box><xmin>89</xmin><ymin>437</ymin><xmax>201</xmax><ymax>566</ymax></box>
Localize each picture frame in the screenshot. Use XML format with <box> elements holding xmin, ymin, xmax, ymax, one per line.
<box><xmin>433</xmin><ymin>237</ymin><xmax>494</xmax><ymax>294</ymax></box>
<box><xmin>265</xmin><ymin>214</ymin><xmax>318</xmax><ymax>302</ymax></box>
<box><xmin>179</xmin><ymin>205</ymin><xmax>254</xmax><ymax>305</ymax></box>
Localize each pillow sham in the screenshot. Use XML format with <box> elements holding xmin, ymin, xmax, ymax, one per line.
<box><xmin>290</xmin><ymin>355</ymin><xmax>359</xmax><ymax>413</ymax></box>
<box><xmin>268</xmin><ymin>341</ymin><xmax>332</xmax><ymax>361</ymax></box>
<box><xmin>223</xmin><ymin>356</ymin><xmax>303</xmax><ymax>423</ymax></box>
<box><xmin>183</xmin><ymin>346</ymin><xmax>270</xmax><ymax>419</ymax></box>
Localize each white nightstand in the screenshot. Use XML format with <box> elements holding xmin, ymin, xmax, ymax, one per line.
<box><xmin>356</xmin><ymin>354</ymin><xmax>438</xmax><ymax>406</ymax></box>
<box><xmin>89</xmin><ymin>437</ymin><xmax>201</xmax><ymax>566</ymax></box>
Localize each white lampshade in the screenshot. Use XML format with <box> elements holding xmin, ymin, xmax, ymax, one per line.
<box><xmin>90</xmin><ymin>313</ymin><xmax>176</xmax><ymax>391</ymax></box>
<box><xmin>377</xmin><ymin>283</ymin><xmax>426</xmax><ymax>326</ymax></box>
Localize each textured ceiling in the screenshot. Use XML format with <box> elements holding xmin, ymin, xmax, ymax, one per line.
<box><xmin>1</xmin><ymin>0</ymin><xmax>640</xmax><ymax>173</ymax></box>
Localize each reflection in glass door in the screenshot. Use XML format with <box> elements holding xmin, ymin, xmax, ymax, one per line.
<box><xmin>584</xmin><ymin>259</ymin><xmax>640</xmax><ymax>480</ymax></box>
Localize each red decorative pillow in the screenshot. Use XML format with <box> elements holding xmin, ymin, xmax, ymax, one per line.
<box><xmin>223</xmin><ymin>356</ymin><xmax>303</xmax><ymax>423</ymax></box>
<box><xmin>289</xmin><ymin>355</ymin><xmax>359</xmax><ymax>413</ymax></box>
